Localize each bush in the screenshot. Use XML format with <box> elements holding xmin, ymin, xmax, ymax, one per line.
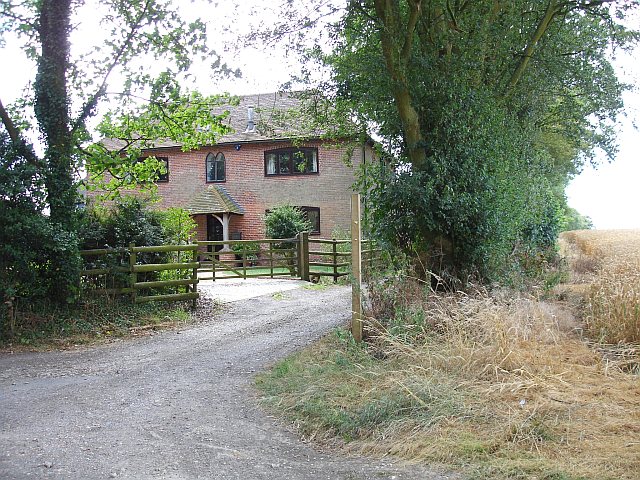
<box><xmin>79</xmin><ymin>197</ymin><xmax>165</xmax><ymax>250</ymax></box>
<box><xmin>265</xmin><ymin>204</ymin><xmax>312</xmax><ymax>240</ymax></box>
<box><xmin>78</xmin><ymin>198</ymin><xmax>196</xmax><ymax>288</ymax></box>
<box><xmin>264</xmin><ymin>205</ymin><xmax>311</xmax><ymax>274</ymax></box>
<box><xmin>156</xmin><ymin>207</ymin><xmax>197</xmax><ymax>244</ymax></box>
<box><xmin>231</xmin><ymin>241</ymin><xmax>261</xmax><ymax>265</ymax></box>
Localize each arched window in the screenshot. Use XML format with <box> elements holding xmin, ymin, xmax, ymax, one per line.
<box><xmin>206</xmin><ymin>152</ymin><xmax>225</xmax><ymax>182</ymax></box>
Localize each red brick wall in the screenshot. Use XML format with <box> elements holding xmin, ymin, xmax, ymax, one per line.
<box><xmin>122</xmin><ymin>140</ymin><xmax>371</xmax><ymax>241</ymax></box>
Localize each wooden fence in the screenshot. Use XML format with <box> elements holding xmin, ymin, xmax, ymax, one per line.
<box><xmin>80</xmin><ymin>236</ymin><xmax>383</xmax><ymax>303</ymax></box>
<box><xmin>197</xmin><ymin>238</ymin><xmax>299</xmax><ymax>281</ymax></box>
<box><xmin>80</xmin><ymin>243</ymin><xmax>199</xmax><ymax>306</ymax></box>
<box><xmin>198</xmin><ymin>235</ymin><xmax>382</xmax><ymax>282</ymax></box>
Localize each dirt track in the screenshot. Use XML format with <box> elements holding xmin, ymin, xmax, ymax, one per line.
<box><xmin>0</xmin><ymin>285</ymin><xmax>454</xmax><ymax>480</ymax></box>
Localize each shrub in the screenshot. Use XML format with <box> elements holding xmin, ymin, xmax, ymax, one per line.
<box><xmin>231</xmin><ymin>241</ymin><xmax>261</xmax><ymax>265</ymax></box>
<box><xmin>156</xmin><ymin>207</ymin><xmax>197</xmax><ymax>245</ymax></box>
<box><xmin>264</xmin><ymin>205</ymin><xmax>311</xmax><ymax>274</ymax></box>
<box><xmin>264</xmin><ymin>204</ymin><xmax>312</xmax><ymax>240</ymax></box>
<box><xmin>78</xmin><ymin>198</ymin><xmax>196</xmax><ymax>288</ymax></box>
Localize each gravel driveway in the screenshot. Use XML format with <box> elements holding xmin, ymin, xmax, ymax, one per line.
<box><xmin>0</xmin><ymin>285</ymin><xmax>455</xmax><ymax>480</ymax></box>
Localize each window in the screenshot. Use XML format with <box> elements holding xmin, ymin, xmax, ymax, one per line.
<box><xmin>265</xmin><ymin>147</ymin><xmax>318</xmax><ymax>176</ymax></box>
<box><xmin>206</xmin><ymin>152</ymin><xmax>226</xmax><ymax>182</ymax></box>
<box><xmin>300</xmin><ymin>207</ymin><xmax>320</xmax><ymax>234</ymax></box>
<box><xmin>139</xmin><ymin>156</ymin><xmax>169</xmax><ymax>182</ymax></box>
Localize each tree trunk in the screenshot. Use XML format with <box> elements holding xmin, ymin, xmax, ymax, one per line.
<box><xmin>34</xmin><ymin>0</ymin><xmax>80</xmax><ymax>301</ymax></box>
<box><xmin>374</xmin><ymin>0</ymin><xmax>427</xmax><ymax>170</ymax></box>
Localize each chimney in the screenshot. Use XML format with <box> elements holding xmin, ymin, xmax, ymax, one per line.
<box><xmin>244</xmin><ymin>106</ymin><xmax>256</xmax><ymax>133</ymax></box>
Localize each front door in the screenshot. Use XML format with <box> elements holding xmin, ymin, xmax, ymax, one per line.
<box><xmin>207</xmin><ymin>215</ymin><xmax>224</xmax><ymax>252</ymax></box>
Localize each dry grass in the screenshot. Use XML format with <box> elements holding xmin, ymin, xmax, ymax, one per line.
<box><xmin>355</xmin><ymin>284</ymin><xmax>639</xmax><ymax>479</ymax></box>
<box><xmin>258</xmin><ymin>230</ymin><xmax>640</xmax><ymax>479</ymax></box>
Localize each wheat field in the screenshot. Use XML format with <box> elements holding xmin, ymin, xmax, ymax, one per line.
<box><xmin>561</xmin><ymin>229</ymin><xmax>640</xmax><ymax>345</ymax></box>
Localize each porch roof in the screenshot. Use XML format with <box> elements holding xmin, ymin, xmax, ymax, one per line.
<box><xmin>186</xmin><ymin>185</ymin><xmax>244</xmax><ymax>215</ymax></box>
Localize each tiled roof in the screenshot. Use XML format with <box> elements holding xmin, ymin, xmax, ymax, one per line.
<box><xmin>185</xmin><ymin>185</ymin><xmax>245</xmax><ymax>215</ymax></box>
<box><xmin>101</xmin><ymin>91</ymin><xmax>326</xmax><ymax>151</ymax></box>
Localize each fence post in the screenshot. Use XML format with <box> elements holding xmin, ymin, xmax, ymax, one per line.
<box><xmin>192</xmin><ymin>244</ymin><xmax>198</xmax><ymax>309</ymax></box>
<box><xmin>129</xmin><ymin>242</ymin><xmax>137</xmax><ymax>304</ymax></box>
<box><xmin>351</xmin><ymin>194</ymin><xmax>363</xmax><ymax>342</ymax></box>
<box><xmin>299</xmin><ymin>232</ymin><xmax>310</xmax><ymax>281</ymax></box>
<box><xmin>212</xmin><ymin>249</ymin><xmax>216</xmax><ymax>282</ymax></box>
<box><xmin>332</xmin><ymin>238</ymin><xmax>338</xmax><ymax>283</ymax></box>
<box><xmin>242</xmin><ymin>249</ymin><xmax>247</xmax><ymax>280</ymax></box>
<box><xmin>269</xmin><ymin>241</ymin><xmax>274</xmax><ymax>278</ymax></box>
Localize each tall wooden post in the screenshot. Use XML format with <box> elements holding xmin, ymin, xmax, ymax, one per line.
<box><xmin>351</xmin><ymin>193</ymin><xmax>363</xmax><ymax>342</ymax></box>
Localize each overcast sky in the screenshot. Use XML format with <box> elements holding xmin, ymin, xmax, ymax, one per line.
<box><xmin>0</xmin><ymin>1</ymin><xmax>638</xmax><ymax>229</ymax></box>
<box><xmin>565</xmin><ymin>41</ymin><xmax>640</xmax><ymax>229</ymax></box>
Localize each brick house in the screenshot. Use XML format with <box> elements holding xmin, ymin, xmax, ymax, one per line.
<box><xmin>102</xmin><ymin>92</ymin><xmax>374</xmax><ymax>247</ymax></box>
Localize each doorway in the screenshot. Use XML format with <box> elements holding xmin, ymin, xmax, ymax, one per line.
<box><xmin>207</xmin><ymin>214</ymin><xmax>224</xmax><ymax>252</ymax></box>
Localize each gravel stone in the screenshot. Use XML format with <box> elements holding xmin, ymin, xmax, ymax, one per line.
<box><xmin>0</xmin><ymin>283</ymin><xmax>457</xmax><ymax>480</ymax></box>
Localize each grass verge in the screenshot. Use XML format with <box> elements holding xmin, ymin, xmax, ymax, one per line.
<box><xmin>257</xmin><ymin>273</ymin><xmax>639</xmax><ymax>479</ymax></box>
<box><xmin>0</xmin><ymin>296</ymin><xmax>200</xmax><ymax>350</ymax></box>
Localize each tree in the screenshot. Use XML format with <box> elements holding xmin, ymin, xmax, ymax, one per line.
<box><xmin>262</xmin><ymin>0</ymin><xmax>638</xmax><ymax>281</ymax></box>
<box><xmin>561</xmin><ymin>207</ymin><xmax>594</xmax><ymax>231</ymax></box>
<box><xmin>0</xmin><ymin>0</ymin><xmax>232</xmax><ymax>302</ymax></box>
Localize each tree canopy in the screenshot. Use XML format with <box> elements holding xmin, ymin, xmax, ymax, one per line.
<box><xmin>267</xmin><ymin>0</ymin><xmax>638</xmax><ymax>281</ymax></box>
<box><xmin>0</xmin><ymin>0</ymin><xmax>234</xmax><ymax>301</ymax></box>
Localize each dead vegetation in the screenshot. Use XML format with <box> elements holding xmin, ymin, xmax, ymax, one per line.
<box><xmin>257</xmin><ymin>230</ymin><xmax>640</xmax><ymax>480</ymax></box>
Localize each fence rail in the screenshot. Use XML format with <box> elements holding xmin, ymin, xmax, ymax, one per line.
<box><xmin>80</xmin><ymin>243</ymin><xmax>199</xmax><ymax>306</ymax></box>
<box><xmin>79</xmin><ymin>236</ymin><xmax>383</xmax><ymax>302</ymax></box>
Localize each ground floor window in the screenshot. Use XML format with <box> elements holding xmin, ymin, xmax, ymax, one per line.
<box><xmin>300</xmin><ymin>206</ymin><xmax>320</xmax><ymax>234</ymax></box>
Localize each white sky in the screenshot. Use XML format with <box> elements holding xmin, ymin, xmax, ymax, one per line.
<box><xmin>565</xmin><ymin>43</ymin><xmax>640</xmax><ymax>229</ymax></box>
<box><xmin>1</xmin><ymin>1</ymin><xmax>638</xmax><ymax>229</ymax></box>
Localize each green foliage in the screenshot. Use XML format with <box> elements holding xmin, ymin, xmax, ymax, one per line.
<box><xmin>361</xmin><ymin>87</ymin><xmax>564</xmax><ymax>282</ymax></box>
<box><xmin>78</xmin><ymin>198</ymin><xmax>195</xmax><ymax>288</ymax></box>
<box><xmin>156</xmin><ymin>207</ymin><xmax>197</xmax><ymax>245</ymax></box>
<box><xmin>86</xmin><ymin>87</ymin><xmax>236</xmax><ymax>198</ymax></box>
<box><xmin>284</xmin><ymin>0</ymin><xmax>637</xmax><ymax>283</ymax></box>
<box><xmin>561</xmin><ymin>207</ymin><xmax>594</xmax><ymax>231</ymax></box>
<box><xmin>0</xmin><ymin>133</ymin><xmax>80</xmax><ymax>307</ymax></box>
<box><xmin>0</xmin><ymin>0</ymin><xmax>232</xmax><ymax>303</ymax></box>
<box><xmin>79</xmin><ymin>197</ymin><xmax>165</xmax><ymax>250</ymax></box>
<box><xmin>264</xmin><ymin>205</ymin><xmax>312</xmax><ymax>240</ymax></box>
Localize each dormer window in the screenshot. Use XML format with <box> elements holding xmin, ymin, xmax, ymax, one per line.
<box><xmin>206</xmin><ymin>152</ymin><xmax>226</xmax><ymax>182</ymax></box>
<box><xmin>265</xmin><ymin>147</ymin><xmax>318</xmax><ymax>176</ymax></box>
